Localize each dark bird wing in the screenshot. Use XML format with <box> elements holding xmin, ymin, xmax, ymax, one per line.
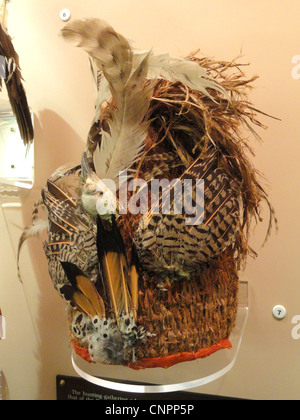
<box><xmin>0</xmin><ymin>23</ymin><xmax>34</xmax><ymax>146</ymax></box>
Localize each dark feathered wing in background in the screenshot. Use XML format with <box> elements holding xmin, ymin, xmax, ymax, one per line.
<box><xmin>0</xmin><ymin>23</ymin><xmax>34</xmax><ymax>146</ymax></box>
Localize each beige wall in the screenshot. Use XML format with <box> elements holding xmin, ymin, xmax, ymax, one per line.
<box><xmin>0</xmin><ymin>0</ymin><xmax>299</xmax><ymax>400</ymax></box>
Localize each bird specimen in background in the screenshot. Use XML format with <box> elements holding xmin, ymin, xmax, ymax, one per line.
<box><xmin>18</xmin><ymin>17</ymin><xmax>276</xmax><ymax>366</ymax></box>
<box><xmin>0</xmin><ymin>0</ymin><xmax>34</xmax><ymax>146</ymax></box>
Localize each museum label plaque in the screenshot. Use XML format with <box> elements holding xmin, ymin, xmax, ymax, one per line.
<box><xmin>56</xmin><ymin>375</ymin><xmax>241</xmax><ymax>401</ymax></box>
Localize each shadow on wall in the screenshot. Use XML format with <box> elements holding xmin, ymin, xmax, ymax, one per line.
<box><xmin>20</xmin><ymin>109</ymin><xmax>85</xmax><ymax>399</ymax></box>
<box><xmin>34</xmin><ymin>109</ymin><xmax>85</xmax><ymax>182</ymax></box>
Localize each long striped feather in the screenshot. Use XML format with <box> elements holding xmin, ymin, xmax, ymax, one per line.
<box><xmin>61</xmin><ymin>18</ymin><xmax>155</xmax><ymax>188</ymax></box>
<box><xmin>97</xmin><ymin>216</ymin><xmax>132</xmax><ymax>321</ymax></box>
<box><xmin>93</xmin><ymin>52</ymin><xmax>154</xmax><ymax>186</ymax></box>
<box><xmin>129</xmin><ymin>245</ymin><xmax>139</xmax><ymax>319</ymax></box>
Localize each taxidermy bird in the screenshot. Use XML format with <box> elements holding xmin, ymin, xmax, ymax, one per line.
<box><xmin>18</xmin><ymin>18</ymin><xmax>276</xmax><ymax>366</ymax></box>
<box><xmin>0</xmin><ymin>0</ymin><xmax>34</xmax><ymax>146</ymax></box>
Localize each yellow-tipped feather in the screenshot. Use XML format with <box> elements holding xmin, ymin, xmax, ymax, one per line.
<box><xmin>76</xmin><ymin>275</ymin><xmax>106</xmax><ymax>319</ymax></box>
<box><xmin>60</xmin><ymin>262</ymin><xmax>106</xmax><ymax>319</ymax></box>
<box><xmin>97</xmin><ymin>217</ymin><xmax>133</xmax><ymax>322</ymax></box>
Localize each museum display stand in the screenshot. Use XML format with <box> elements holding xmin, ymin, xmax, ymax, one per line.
<box><xmin>71</xmin><ymin>281</ymin><xmax>248</xmax><ymax>394</ymax></box>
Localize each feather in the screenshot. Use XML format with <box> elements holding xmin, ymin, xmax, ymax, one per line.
<box><xmin>88</xmin><ymin>57</ymin><xmax>111</xmax><ymax>123</ymax></box>
<box><xmin>97</xmin><ymin>215</ymin><xmax>132</xmax><ymax>321</ymax></box>
<box><xmin>17</xmin><ymin>217</ymin><xmax>48</xmax><ymax>281</ymax></box>
<box><xmin>61</xmin><ymin>18</ymin><xmax>155</xmax><ymax>188</ymax></box>
<box><xmin>17</xmin><ymin>196</ymin><xmax>47</xmax><ymax>281</ymax></box>
<box><xmin>119</xmin><ymin>252</ymin><xmax>131</xmax><ymax>315</ymax></box>
<box><xmin>90</xmin><ymin>49</ymin><xmax>228</xmax><ymax>120</ymax></box>
<box><xmin>48</xmin><ymin>162</ymin><xmax>80</xmax><ymax>182</ymax></box>
<box><xmin>81</xmin><ymin>151</ymin><xmax>93</xmax><ymax>179</ymax></box>
<box><xmin>61</xmin><ymin>18</ymin><xmax>132</xmax><ymax>96</ymax></box>
<box><xmin>93</xmin><ymin>52</ymin><xmax>154</xmax><ymax>186</ymax></box>
<box><xmin>133</xmin><ymin>50</ymin><xmax>227</xmax><ymax>100</ymax></box>
<box><xmin>43</xmin><ymin>175</ymin><xmax>92</xmax><ymax>233</ymax></box>
<box><xmin>61</xmin><ymin>261</ymin><xmax>106</xmax><ymax>319</ymax></box>
<box><xmin>43</xmin><ymin>189</ymin><xmax>84</xmax><ymax>232</ymax></box>
<box><xmin>0</xmin><ymin>23</ymin><xmax>34</xmax><ymax>146</ymax></box>
<box><xmin>46</xmin><ymin>180</ymin><xmax>77</xmax><ymax>208</ymax></box>
<box><xmin>94</xmin><ymin>72</ymin><xmax>111</xmax><ymax>123</ymax></box>
<box><xmin>129</xmin><ymin>245</ymin><xmax>139</xmax><ymax>319</ymax></box>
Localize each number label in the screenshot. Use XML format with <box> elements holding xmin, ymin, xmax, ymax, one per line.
<box><xmin>272</xmin><ymin>305</ymin><xmax>286</xmax><ymax>320</ymax></box>
<box><xmin>60</xmin><ymin>9</ymin><xmax>71</xmax><ymax>22</ymax></box>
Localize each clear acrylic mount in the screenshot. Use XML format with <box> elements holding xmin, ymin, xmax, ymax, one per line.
<box><xmin>0</xmin><ymin>99</ymin><xmax>34</xmax><ymax>193</ymax></box>
<box><xmin>71</xmin><ymin>281</ymin><xmax>249</xmax><ymax>394</ymax></box>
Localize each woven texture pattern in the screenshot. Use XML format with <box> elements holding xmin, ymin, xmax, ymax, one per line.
<box><xmin>135</xmin><ymin>251</ymin><xmax>239</xmax><ymax>360</ymax></box>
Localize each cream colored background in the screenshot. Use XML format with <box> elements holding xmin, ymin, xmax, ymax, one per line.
<box><xmin>0</xmin><ymin>0</ymin><xmax>299</xmax><ymax>400</ymax></box>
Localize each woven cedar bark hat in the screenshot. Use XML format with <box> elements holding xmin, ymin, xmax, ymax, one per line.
<box><xmin>19</xmin><ymin>18</ymin><xmax>276</xmax><ymax>369</ymax></box>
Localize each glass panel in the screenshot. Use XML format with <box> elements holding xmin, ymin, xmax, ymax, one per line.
<box><xmin>0</xmin><ymin>98</ymin><xmax>34</xmax><ymax>191</ymax></box>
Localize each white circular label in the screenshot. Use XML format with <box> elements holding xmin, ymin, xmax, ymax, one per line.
<box><xmin>60</xmin><ymin>9</ymin><xmax>71</xmax><ymax>22</ymax></box>
<box><xmin>272</xmin><ymin>305</ymin><xmax>287</xmax><ymax>320</ymax></box>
